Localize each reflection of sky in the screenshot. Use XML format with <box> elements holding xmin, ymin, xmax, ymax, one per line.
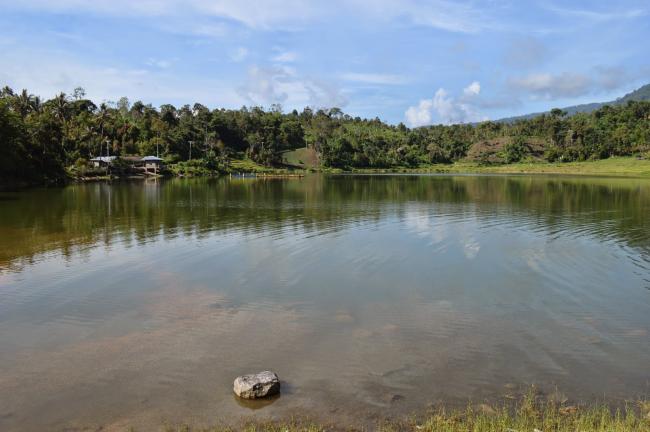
<box><xmin>2</xmin><ymin>178</ymin><xmax>650</xmax><ymax>430</ymax></box>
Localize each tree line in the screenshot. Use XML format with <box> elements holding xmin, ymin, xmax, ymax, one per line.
<box><xmin>1</xmin><ymin>86</ymin><xmax>649</xmax><ymax>185</ymax></box>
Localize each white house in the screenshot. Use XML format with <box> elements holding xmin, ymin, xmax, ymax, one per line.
<box><xmin>89</xmin><ymin>156</ymin><xmax>117</xmax><ymax>167</ymax></box>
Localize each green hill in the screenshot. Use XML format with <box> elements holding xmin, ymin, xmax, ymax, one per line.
<box><xmin>281</xmin><ymin>147</ymin><xmax>319</xmax><ymax>169</ymax></box>
<box><xmin>499</xmin><ymin>82</ymin><xmax>650</xmax><ymax>123</ymax></box>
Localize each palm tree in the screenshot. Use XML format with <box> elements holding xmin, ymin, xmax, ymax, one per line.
<box><xmin>95</xmin><ymin>103</ymin><xmax>110</xmax><ymax>157</ymax></box>
<box><xmin>51</xmin><ymin>92</ymin><xmax>70</xmax><ymax>157</ymax></box>
<box><xmin>16</xmin><ymin>89</ymin><xmax>37</xmax><ymax>118</ymax></box>
<box><xmin>32</xmin><ymin>96</ymin><xmax>42</xmax><ymax>114</ymax></box>
<box><xmin>52</xmin><ymin>92</ymin><xmax>69</xmax><ymax>123</ymax></box>
<box><xmin>0</xmin><ymin>86</ymin><xmax>14</xmax><ymax>97</ymax></box>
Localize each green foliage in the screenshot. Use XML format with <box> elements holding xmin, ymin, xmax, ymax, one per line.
<box><xmin>2</xmin><ymin>86</ymin><xmax>650</xmax><ymax>185</ymax></box>
<box><xmin>504</xmin><ymin>136</ymin><xmax>528</xmax><ymax>163</ymax></box>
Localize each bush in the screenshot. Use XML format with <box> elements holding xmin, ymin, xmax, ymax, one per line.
<box><xmin>545</xmin><ymin>147</ymin><xmax>561</xmax><ymax>162</ymax></box>
<box><xmin>504</xmin><ymin>137</ymin><xmax>528</xmax><ymax>163</ymax></box>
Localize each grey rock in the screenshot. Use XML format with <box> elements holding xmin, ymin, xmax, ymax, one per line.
<box><xmin>233</xmin><ymin>371</ymin><xmax>280</xmax><ymax>399</ymax></box>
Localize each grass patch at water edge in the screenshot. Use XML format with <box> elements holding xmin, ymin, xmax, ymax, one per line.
<box><xmin>159</xmin><ymin>394</ymin><xmax>650</xmax><ymax>432</ymax></box>
<box><xmin>349</xmin><ymin>157</ymin><xmax>650</xmax><ymax>178</ymax></box>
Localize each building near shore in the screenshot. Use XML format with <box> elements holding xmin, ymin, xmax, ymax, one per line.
<box><xmin>89</xmin><ymin>156</ymin><xmax>117</xmax><ymax>167</ymax></box>
<box><xmin>142</xmin><ymin>156</ymin><xmax>165</xmax><ymax>174</ymax></box>
<box><xmin>88</xmin><ymin>155</ymin><xmax>165</xmax><ymax>173</ymax></box>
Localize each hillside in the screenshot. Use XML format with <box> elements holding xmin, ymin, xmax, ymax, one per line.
<box><xmin>498</xmin><ymin>83</ymin><xmax>650</xmax><ymax>123</ymax></box>
<box><xmin>281</xmin><ymin>147</ymin><xmax>319</xmax><ymax>169</ymax></box>
<box><xmin>465</xmin><ymin>136</ymin><xmax>549</xmax><ymax>164</ymax></box>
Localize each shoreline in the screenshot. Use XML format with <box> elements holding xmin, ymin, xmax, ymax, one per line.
<box><xmin>3</xmin><ymin>157</ymin><xmax>650</xmax><ymax>191</ymax></box>
<box><xmin>184</xmin><ymin>156</ymin><xmax>650</xmax><ymax>179</ymax></box>
<box><xmin>341</xmin><ymin>157</ymin><xmax>650</xmax><ymax>179</ymax></box>
<box><xmin>156</xmin><ymin>394</ymin><xmax>650</xmax><ymax>431</ymax></box>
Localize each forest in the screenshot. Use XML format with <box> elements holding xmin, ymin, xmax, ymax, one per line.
<box><xmin>1</xmin><ymin>85</ymin><xmax>650</xmax><ymax>185</ymax></box>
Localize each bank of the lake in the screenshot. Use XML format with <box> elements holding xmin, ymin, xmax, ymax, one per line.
<box><xmin>12</xmin><ymin>155</ymin><xmax>649</xmax><ymax>189</ymax></box>
<box><xmin>163</xmin><ymin>395</ymin><xmax>650</xmax><ymax>432</ymax></box>
<box><xmin>166</xmin><ymin>156</ymin><xmax>650</xmax><ymax>180</ymax></box>
<box><xmin>343</xmin><ymin>156</ymin><xmax>650</xmax><ymax>178</ymax></box>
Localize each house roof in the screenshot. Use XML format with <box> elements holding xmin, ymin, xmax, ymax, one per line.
<box><xmin>142</xmin><ymin>156</ymin><xmax>164</xmax><ymax>161</ymax></box>
<box><xmin>89</xmin><ymin>156</ymin><xmax>117</xmax><ymax>162</ymax></box>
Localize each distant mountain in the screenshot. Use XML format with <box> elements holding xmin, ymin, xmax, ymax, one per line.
<box><xmin>498</xmin><ymin>83</ymin><xmax>650</xmax><ymax>123</ymax></box>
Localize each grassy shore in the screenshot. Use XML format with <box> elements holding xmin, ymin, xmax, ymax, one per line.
<box><xmin>161</xmin><ymin>156</ymin><xmax>650</xmax><ymax>181</ymax></box>
<box><xmin>223</xmin><ymin>156</ymin><xmax>650</xmax><ymax>178</ymax></box>
<box><xmin>160</xmin><ymin>396</ymin><xmax>650</xmax><ymax>432</ymax></box>
<box><xmin>346</xmin><ymin>157</ymin><xmax>650</xmax><ymax>178</ymax></box>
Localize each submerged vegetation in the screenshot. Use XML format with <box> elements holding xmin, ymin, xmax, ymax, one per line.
<box><xmin>161</xmin><ymin>394</ymin><xmax>650</xmax><ymax>432</ymax></box>
<box><xmin>1</xmin><ymin>86</ymin><xmax>650</xmax><ymax>186</ymax></box>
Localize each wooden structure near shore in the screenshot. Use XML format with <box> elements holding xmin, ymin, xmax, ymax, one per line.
<box><xmin>142</xmin><ymin>156</ymin><xmax>164</xmax><ymax>175</ymax></box>
<box><xmin>229</xmin><ymin>172</ymin><xmax>305</xmax><ymax>179</ymax></box>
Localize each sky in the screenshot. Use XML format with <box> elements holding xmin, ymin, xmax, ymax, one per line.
<box><xmin>0</xmin><ymin>0</ymin><xmax>648</xmax><ymax>125</ymax></box>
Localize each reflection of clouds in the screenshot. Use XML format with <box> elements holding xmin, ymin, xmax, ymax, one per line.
<box><xmin>459</xmin><ymin>221</ymin><xmax>480</xmax><ymax>260</ymax></box>
<box><xmin>403</xmin><ymin>206</ymin><xmax>483</xmax><ymax>259</ymax></box>
<box><xmin>403</xmin><ymin>205</ymin><xmax>449</xmax><ymax>246</ymax></box>
<box><xmin>521</xmin><ymin>247</ymin><xmax>546</xmax><ymax>272</ymax></box>
<box><xmin>462</xmin><ymin>238</ymin><xmax>480</xmax><ymax>260</ymax></box>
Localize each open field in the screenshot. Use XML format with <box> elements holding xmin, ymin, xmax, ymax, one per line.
<box><xmin>282</xmin><ymin>148</ymin><xmax>319</xmax><ymax>169</ymax></box>
<box><xmin>228</xmin><ymin>158</ymin><xmax>306</xmax><ymax>174</ymax></box>
<box><xmin>346</xmin><ymin>157</ymin><xmax>650</xmax><ymax>178</ymax></box>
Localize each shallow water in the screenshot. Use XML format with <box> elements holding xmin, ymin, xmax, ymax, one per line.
<box><xmin>0</xmin><ymin>175</ymin><xmax>649</xmax><ymax>431</ymax></box>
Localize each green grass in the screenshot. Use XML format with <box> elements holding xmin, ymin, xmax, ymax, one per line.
<box><xmin>349</xmin><ymin>157</ymin><xmax>650</xmax><ymax>178</ymax></box>
<box><xmin>166</xmin><ymin>156</ymin><xmax>650</xmax><ymax>179</ymax></box>
<box><xmin>168</xmin><ymin>160</ymin><xmax>219</xmax><ymax>177</ymax></box>
<box><xmin>282</xmin><ymin>148</ymin><xmax>319</xmax><ymax>169</ymax></box>
<box><xmin>455</xmin><ymin>157</ymin><xmax>650</xmax><ymax>177</ymax></box>
<box><xmin>159</xmin><ymin>395</ymin><xmax>650</xmax><ymax>432</ymax></box>
<box><xmin>228</xmin><ymin>158</ymin><xmax>306</xmax><ymax>174</ymax></box>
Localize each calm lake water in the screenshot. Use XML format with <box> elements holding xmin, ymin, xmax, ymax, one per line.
<box><xmin>1</xmin><ymin>175</ymin><xmax>649</xmax><ymax>431</ymax></box>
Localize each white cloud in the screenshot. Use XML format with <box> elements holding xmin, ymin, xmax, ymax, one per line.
<box><xmin>229</xmin><ymin>47</ymin><xmax>249</xmax><ymax>62</ymax></box>
<box><xmin>593</xmin><ymin>66</ymin><xmax>635</xmax><ymax>91</ymax></box>
<box><xmin>0</xmin><ymin>0</ymin><xmax>177</xmax><ymax>16</ymax></box>
<box><xmin>405</xmin><ymin>81</ymin><xmax>485</xmax><ymax>126</ymax></box>
<box><xmin>507</xmin><ymin>66</ymin><xmax>643</xmax><ymax>101</ymax></box>
<box><xmin>271</xmin><ymin>51</ymin><xmax>298</xmax><ymax>63</ymax></box>
<box><xmin>405</xmin><ymin>99</ymin><xmax>434</xmax><ymax>127</ymax></box>
<box><xmin>508</xmin><ymin>72</ymin><xmax>592</xmax><ymax>99</ymax></box>
<box><xmin>0</xmin><ymin>0</ymin><xmax>503</xmax><ymax>33</ymax></box>
<box><xmin>192</xmin><ymin>0</ymin><xmax>323</xmax><ymax>30</ymax></box>
<box><xmin>189</xmin><ymin>22</ymin><xmax>230</xmax><ymax>38</ymax></box>
<box><xmin>145</xmin><ymin>58</ymin><xmax>173</xmax><ymax>69</ymax></box>
<box><xmin>463</xmin><ymin>81</ymin><xmax>480</xmax><ymax>96</ymax></box>
<box><xmin>397</xmin><ymin>0</ymin><xmax>500</xmax><ymax>33</ymax></box>
<box><xmin>0</xmin><ymin>0</ymin><xmax>325</xmax><ymax>29</ymax></box>
<box><xmin>544</xmin><ymin>4</ymin><xmax>647</xmax><ymax>22</ymax></box>
<box><xmin>340</xmin><ymin>72</ymin><xmax>407</xmax><ymax>85</ymax></box>
<box><xmin>238</xmin><ymin>65</ymin><xmax>347</xmax><ymax>109</ymax></box>
<box><xmin>432</xmin><ymin>88</ymin><xmax>473</xmax><ymax>124</ymax></box>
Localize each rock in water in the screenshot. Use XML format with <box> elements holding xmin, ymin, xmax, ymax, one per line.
<box><xmin>233</xmin><ymin>371</ymin><xmax>280</xmax><ymax>399</ymax></box>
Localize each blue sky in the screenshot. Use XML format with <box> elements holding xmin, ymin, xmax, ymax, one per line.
<box><xmin>0</xmin><ymin>0</ymin><xmax>648</xmax><ymax>125</ymax></box>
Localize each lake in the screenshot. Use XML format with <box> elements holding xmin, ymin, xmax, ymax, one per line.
<box><xmin>0</xmin><ymin>175</ymin><xmax>649</xmax><ymax>431</ymax></box>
